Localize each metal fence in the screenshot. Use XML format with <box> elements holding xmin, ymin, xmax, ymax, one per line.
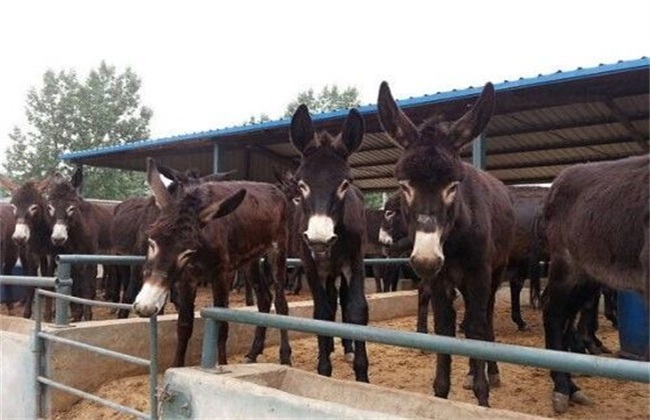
<box><xmin>199</xmin><ymin>307</ymin><xmax>650</xmax><ymax>384</ymax></box>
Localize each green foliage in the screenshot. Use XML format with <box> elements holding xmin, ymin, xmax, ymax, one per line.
<box><xmin>364</xmin><ymin>191</ymin><xmax>386</xmax><ymax>210</ymax></box>
<box><xmin>284</xmin><ymin>85</ymin><xmax>361</xmax><ymax>117</ymax></box>
<box><xmin>3</xmin><ymin>62</ymin><xmax>152</xmax><ymax>199</ymax></box>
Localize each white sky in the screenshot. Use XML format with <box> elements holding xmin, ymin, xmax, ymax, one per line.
<box><xmin>0</xmin><ymin>1</ymin><xmax>648</xmax><ymax>164</ymax></box>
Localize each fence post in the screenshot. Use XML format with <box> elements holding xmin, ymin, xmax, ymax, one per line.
<box><xmin>201</xmin><ymin>318</ymin><xmax>219</xmax><ymax>369</ymax></box>
<box><xmin>149</xmin><ymin>314</ymin><xmax>159</xmax><ymax>420</ymax></box>
<box><xmin>33</xmin><ymin>290</ymin><xmax>44</xmax><ymax>418</ymax></box>
<box><xmin>55</xmin><ymin>262</ymin><xmax>72</xmax><ymax>327</ymax></box>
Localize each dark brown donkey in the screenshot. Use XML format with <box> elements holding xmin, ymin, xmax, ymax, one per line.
<box><xmin>1</xmin><ymin>202</ymin><xmax>21</xmax><ymax>311</ymax></box>
<box><xmin>289</xmin><ymin>105</ymin><xmax>369</xmax><ymax>382</ymax></box>
<box><xmin>377</xmin><ymin>82</ymin><xmax>515</xmax><ymax>406</ymax></box>
<box><xmin>46</xmin><ymin>169</ymin><xmax>113</xmax><ymax>321</ymax></box>
<box><xmin>0</xmin><ymin>176</ymin><xmax>56</xmax><ymax>320</ymax></box>
<box><xmin>109</xmin><ymin>166</ymin><xmax>235</xmax><ymax>318</ymax></box>
<box><xmin>133</xmin><ymin>158</ymin><xmax>291</xmax><ymax>368</ymax></box>
<box><xmin>541</xmin><ymin>154</ymin><xmax>649</xmax><ymax>414</ymax></box>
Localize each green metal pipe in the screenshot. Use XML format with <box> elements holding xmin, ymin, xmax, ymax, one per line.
<box><xmin>149</xmin><ymin>315</ymin><xmax>159</xmax><ymax>420</ymax></box>
<box><xmin>56</xmin><ymin>254</ymin><xmax>146</xmax><ymax>265</ymax></box>
<box><xmin>39</xmin><ymin>332</ymin><xmax>151</xmax><ymax>366</ymax></box>
<box><xmin>33</xmin><ymin>290</ymin><xmax>44</xmax><ymax>419</ymax></box>
<box><xmin>0</xmin><ymin>275</ymin><xmax>60</xmax><ymax>288</ymax></box>
<box><xmin>39</xmin><ymin>289</ymin><xmax>134</xmax><ymax>310</ymax></box>
<box><xmin>201</xmin><ymin>318</ymin><xmax>218</xmax><ymax>369</ymax></box>
<box><xmin>55</xmin><ymin>262</ymin><xmax>72</xmax><ymax>327</ymax></box>
<box><xmin>38</xmin><ymin>376</ymin><xmax>150</xmax><ymax>419</ymax></box>
<box><xmin>200</xmin><ymin>307</ymin><xmax>650</xmax><ymax>384</ymax></box>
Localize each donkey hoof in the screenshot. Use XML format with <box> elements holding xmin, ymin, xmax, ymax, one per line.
<box><xmin>570</xmin><ymin>390</ymin><xmax>593</xmax><ymax>406</ymax></box>
<box><xmin>243</xmin><ymin>356</ymin><xmax>256</xmax><ymax>364</ymax></box>
<box><xmin>344</xmin><ymin>352</ymin><xmax>355</xmax><ymax>363</ymax></box>
<box><xmin>517</xmin><ymin>323</ymin><xmax>529</xmax><ymax>332</ymax></box>
<box><xmin>552</xmin><ymin>392</ymin><xmax>570</xmax><ymax>414</ymax></box>
<box><xmin>488</xmin><ymin>373</ymin><xmax>501</xmax><ymax>387</ymax></box>
<box><xmin>462</xmin><ymin>374</ymin><xmax>474</xmax><ymax>390</ymax></box>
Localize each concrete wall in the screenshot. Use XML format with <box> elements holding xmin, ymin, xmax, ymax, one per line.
<box><xmin>0</xmin><ymin>318</ymin><xmax>37</xmax><ymax>419</ymax></box>
<box><xmin>0</xmin><ymin>290</ymin><xmax>419</xmax><ymax>416</ymax></box>
<box><xmin>161</xmin><ymin>364</ymin><xmax>548</xmax><ymax>419</ymax></box>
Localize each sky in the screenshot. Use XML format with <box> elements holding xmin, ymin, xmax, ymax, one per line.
<box><xmin>0</xmin><ymin>0</ymin><xmax>648</xmax><ymax>165</ymax></box>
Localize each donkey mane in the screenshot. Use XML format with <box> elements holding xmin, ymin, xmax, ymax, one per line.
<box><xmin>148</xmin><ymin>189</ymin><xmax>203</xmax><ymax>247</ymax></box>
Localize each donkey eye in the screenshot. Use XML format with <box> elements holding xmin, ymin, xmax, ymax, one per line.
<box><xmin>385</xmin><ymin>210</ymin><xmax>395</xmax><ymax>220</ymax></box>
<box><xmin>337</xmin><ymin>180</ymin><xmax>350</xmax><ymax>199</ymax></box>
<box><xmin>66</xmin><ymin>205</ymin><xmax>76</xmax><ymax>216</ymax></box>
<box><xmin>297</xmin><ymin>180</ymin><xmax>310</xmax><ymax>197</ymax></box>
<box><xmin>10</xmin><ymin>204</ymin><xmax>17</xmax><ymax>215</ymax></box>
<box><xmin>292</xmin><ymin>196</ymin><xmax>301</xmax><ymax>205</ymax></box>
<box><xmin>28</xmin><ymin>204</ymin><xmax>39</xmax><ymax>215</ymax></box>
<box><xmin>47</xmin><ymin>204</ymin><xmax>55</xmax><ymax>216</ymax></box>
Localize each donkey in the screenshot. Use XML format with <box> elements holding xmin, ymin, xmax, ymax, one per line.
<box><xmin>541</xmin><ymin>154</ymin><xmax>649</xmax><ymax>414</ymax></box>
<box><xmin>0</xmin><ymin>176</ymin><xmax>57</xmax><ymax>320</ymax></box>
<box><xmin>505</xmin><ymin>185</ymin><xmax>548</xmax><ymax>330</ymax></box>
<box><xmin>377</xmin><ymin>81</ymin><xmax>515</xmax><ymax>407</ymax></box>
<box><xmin>1</xmin><ymin>203</ymin><xmax>21</xmax><ymax>311</ymax></box>
<box><xmin>110</xmin><ymin>166</ymin><xmax>235</xmax><ymax>318</ymax></box>
<box><xmin>45</xmin><ymin>169</ymin><xmax>113</xmax><ymax>321</ymax></box>
<box><xmin>289</xmin><ymin>105</ymin><xmax>369</xmax><ymax>382</ymax></box>
<box><xmin>133</xmin><ymin>158</ymin><xmax>291</xmax><ymax>368</ymax></box>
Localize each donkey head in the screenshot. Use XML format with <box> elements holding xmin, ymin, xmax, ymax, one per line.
<box><xmin>46</xmin><ymin>168</ymin><xmax>84</xmax><ymax>247</ymax></box>
<box><xmin>133</xmin><ymin>158</ymin><xmax>246</xmax><ymax>317</ymax></box>
<box><xmin>378</xmin><ymin>192</ymin><xmax>404</xmax><ymax>248</ymax></box>
<box><xmin>0</xmin><ymin>176</ymin><xmax>50</xmax><ymax>246</ymax></box>
<box><xmin>290</xmin><ymin>105</ymin><xmax>364</xmax><ymax>257</ymax></box>
<box><xmin>378</xmin><ymin>81</ymin><xmax>495</xmax><ymax>277</ymax></box>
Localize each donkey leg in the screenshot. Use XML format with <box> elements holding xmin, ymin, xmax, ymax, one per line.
<box><xmin>304</xmin><ymin>262</ymin><xmax>335</xmax><ymax>377</ymax></box>
<box><xmin>345</xmin><ymin>259</ymin><xmax>369</xmax><ymax>382</ymax></box>
<box><xmin>543</xmin><ymin>261</ymin><xmax>591</xmax><ymax>413</ymax></box>
<box><xmin>462</xmin><ymin>272</ymin><xmax>492</xmax><ymax>407</ymax></box>
<box><xmin>338</xmin><ymin>273</ymin><xmax>355</xmax><ymax>361</ymax></box>
<box><xmin>416</xmin><ymin>281</ymin><xmax>431</xmax><ymax>334</ymax></box>
<box><xmin>173</xmin><ymin>277</ymin><xmax>198</xmax><ymax>367</ymax></box>
<box><xmin>269</xmin><ymin>246</ymin><xmax>292</xmax><ymax>365</ymax></box>
<box><xmin>245</xmin><ymin>262</ymin><xmax>272</xmax><ymax>363</ymax></box>
<box><xmin>509</xmin><ymin>266</ymin><xmax>528</xmax><ymax>331</ymax></box>
<box><xmin>431</xmin><ymin>280</ymin><xmax>456</xmax><ymax>399</ymax></box>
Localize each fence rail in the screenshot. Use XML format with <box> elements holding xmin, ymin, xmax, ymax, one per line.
<box><xmin>200</xmin><ymin>306</ymin><xmax>650</xmax><ymax>384</ymax></box>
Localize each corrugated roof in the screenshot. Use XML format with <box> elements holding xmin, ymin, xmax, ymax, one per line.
<box><xmin>61</xmin><ymin>57</ymin><xmax>649</xmax><ymax>189</ymax></box>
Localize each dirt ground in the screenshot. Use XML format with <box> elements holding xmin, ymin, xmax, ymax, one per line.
<box><xmin>41</xmin><ymin>284</ymin><xmax>649</xmax><ymax>420</ymax></box>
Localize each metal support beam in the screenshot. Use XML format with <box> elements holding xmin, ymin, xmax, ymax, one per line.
<box><xmin>472</xmin><ymin>134</ymin><xmax>486</xmax><ymax>169</ymax></box>
<box><xmin>212</xmin><ymin>143</ymin><xmax>220</xmax><ymax>173</ymax></box>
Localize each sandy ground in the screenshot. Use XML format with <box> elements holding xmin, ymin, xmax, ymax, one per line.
<box><xmin>4</xmin><ymin>284</ymin><xmax>649</xmax><ymax>419</ymax></box>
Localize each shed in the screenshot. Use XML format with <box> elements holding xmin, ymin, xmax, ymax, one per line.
<box><xmin>61</xmin><ymin>57</ymin><xmax>649</xmax><ymax>191</ymax></box>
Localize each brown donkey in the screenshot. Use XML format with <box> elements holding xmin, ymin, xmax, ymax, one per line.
<box><xmin>133</xmin><ymin>158</ymin><xmax>291</xmax><ymax>368</ymax></box>
<box><xmin>0</xmin><ymin>176</ymin><xmax>56</xmax><ymax>320</ymax></box>
<box><xmin>289</xmin><ymin>105</ymin><xmax>369</xmax><ymax>382</ymax></box>
<box><xmin>45</xmin><ymin>169</ymin><xmax>113</xmax><ymax>321</ymax></box>
<box><xmin>377</xmin><ymin>82</ymin><xmax>515</xmax><ymax>406</ymax></box>
<box><xmin>542</xmin><ymin>154</ymin><xmax>649</xmax><ymax>414</ymax></box>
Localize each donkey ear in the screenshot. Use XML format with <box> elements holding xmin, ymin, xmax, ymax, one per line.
<box><xmin>448</xmin><ymin>82</ymin><xmax>495</xmax><ymax>150</ymax></box>
<box><xmin>71</xmin><ymin>165</ymin><xmax>83</xmax><ymax>188</ymax></box>
<box><xmin>339</xmin><ymin>109</ymin><xmax>364</xmax><ymax>157</ymax></box>
<box><xmin>199</xmin><ymin>189</ymin><xmax>247</xmax><ymax>224</ymax></box>
<box><xmin>290</xmin><ymin>104</ymin><xmax>316</xmax><ymax>156</ymax></box>
<box><xmin>146</xmin><ymin>157</ymin><xmax>172</xmax><ymax>209</ymax></box>
<box><xmin>377</xmin><ymin>81</ymin><xmax>419</xmax><ymax>148</ymax></box>
<box><xmin>0</xmin><ymin>175</ymin><xmax>19</xmax><ymax>193</ymax></box>
<box><xmin>157</xmin><ymin>163</ymin><xmax>184</xmax><ymax>184</ymax></box>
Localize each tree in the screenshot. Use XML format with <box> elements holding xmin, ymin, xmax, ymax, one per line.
<box><xmin>3</xmin><ymin>62</ymin><xmax>153</xmax><ymax>199</ymax></box>
<box><xmin>284</xmin><ymin>85</ymin><xmax>361</xmax><ymax>118</ymax></box>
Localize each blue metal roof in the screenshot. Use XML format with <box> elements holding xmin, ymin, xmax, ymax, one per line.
<box><xmin>60</xmin><ymin>57</ymin><xmax>649</xmax><ymax>161</ymax></box>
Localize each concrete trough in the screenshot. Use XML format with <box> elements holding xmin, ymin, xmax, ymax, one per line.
<box><xmin>161</xmin><ymin>364</ymin><xmax>547</xmax><ymax>419</ymax></box>
<box><xmin>1</xmin><ymin>290</ymin><xmax>419</xmax><ymax>417</ymax></box>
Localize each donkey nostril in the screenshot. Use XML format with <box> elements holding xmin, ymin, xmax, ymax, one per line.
<box><xmin>302</xmin><ymin>232</ymin><xmax>309</xmax><ymax>243</ymax></box>
<box><xmin>326</xmin><ymin>235</ymin><xmax>338</xmax><ymax>246</ymax></box>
